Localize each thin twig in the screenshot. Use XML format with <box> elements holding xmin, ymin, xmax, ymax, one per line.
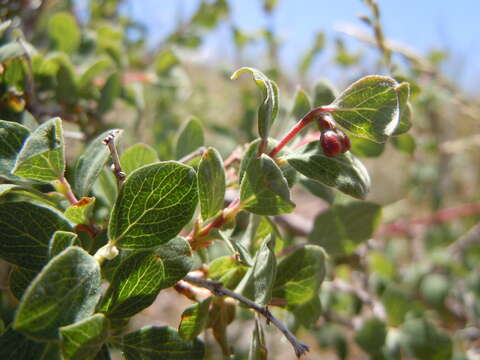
<box><xmin>103</xmin><ymin>130</ymin><xmax>125</xmax><ymax>187</ymax></box>
<box><xmin>448</xmin><ymin>223</ymin><xmax>480</xmax><ymax>261</ymax></box>
<box><xmin>183</xmin><ymin>275</ymin><xmax>310</xmax><ymax>358</ymax></box>
<box><xmin>178</xmin><ymin>146</ymin><xmax>206</xmax><ymax>164</ymax></box>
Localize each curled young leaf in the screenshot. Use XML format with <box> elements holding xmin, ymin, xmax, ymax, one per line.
<box><xmin>231</xmin><ymin>67</ymin><xmax>279</xmax><ymax>142</ymax></box>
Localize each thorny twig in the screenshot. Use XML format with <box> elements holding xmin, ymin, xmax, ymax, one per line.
<box><xmin>103</xmin><ymin>130</ymin><xmax>125</xmax><ymax>187</ymax></box>
<box><xmin>183</xmin><ymin>275</ymin><xmax>310</xmax><ymax>358</ymax></box>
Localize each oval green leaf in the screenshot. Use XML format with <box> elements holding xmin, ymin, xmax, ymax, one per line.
<box><xmin>108</xmin><ymin>161</ymin><xmax>198</xmax><ymax>249</ymax></box>
<box><xmin>14</xmin><ymin>247</ymin><xmax>101</xmax><ymax>340</ymax></box>
<box><xmin>0</xmin><ymin>202</ymin><xmax>72</xmax><ymax>269</ymax></box>
<box><xmin>287</xmin><ymin>143</ymin><xmax>371</xmax><ymax>199</ymax></box>
<box><xmin>197</xmin><ymin>147</ymin><xmax>226</xmax><ymax>221</ymax></box>
<box><xmin>330</xmin><ymin>75</ymin><xmax>400</xmax><ymax>143</ymax></box>
<box><xmin>13</xmin><ymin>117</ymin><xmax>65</xmax><ymax>181</ymax></box>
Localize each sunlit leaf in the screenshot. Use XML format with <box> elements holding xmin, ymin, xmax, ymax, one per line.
<box><xmin>14</xmin><ymin>247</ymin><xmax>101</xmax><ymax>340</ymax></box>
<box><xmin>108</xmin><ymin>162</ymin><xmax>198</xmax><ymax>249</ymax></box>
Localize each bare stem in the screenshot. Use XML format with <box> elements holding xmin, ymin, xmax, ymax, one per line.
<box><xmin>178</xmin><ymin>146</ymin><xmax>206</xmax><ymax>164</ymax></box>
<box><xmin>268</xmin><ymin>107</ymin><xmax>333</xmax><ymax>158</ymax></box>
<box><xmin>103</xmin><ymin>130</ymin><xmax>125</xmax><ymax>187</ymax></box>
<box><xmin>183</xmin><ymin>275</ymin><xmax>309</xmax><ymax>358</ymax></box>
<box><xmin>58</xmin><ymin>176</ymin><xmax>78</xmax><ymax>205</ymax></box>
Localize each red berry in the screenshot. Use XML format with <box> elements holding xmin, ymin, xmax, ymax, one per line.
<box><xmin>320</xmin><ymin>130</ymin><xmax>342</xmax><ymax>157</ymax></box>
<box><xmin>336</xmin><ymin>130</ymin><xmax>351</xmax><ymax>153</ymax></box>
<box><xmin>318</xmin><ymin>116</ymin><xmax>335</xmax><ymax>130</ymax></box>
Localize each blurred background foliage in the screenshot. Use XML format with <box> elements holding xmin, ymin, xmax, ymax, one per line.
<box><xmin>0</xmin><ymin>0</ymin><xmax>479</xmax><ymax>359</ymax></box>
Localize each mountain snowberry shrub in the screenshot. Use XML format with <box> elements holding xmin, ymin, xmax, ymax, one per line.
<box><xmin>0</xmin><ymin>49</ymin><xmax>412</xmax><ymax>359</ymax></box>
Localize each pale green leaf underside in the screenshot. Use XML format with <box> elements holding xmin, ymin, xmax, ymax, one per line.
<box><xmin>108</xmin><ymin>161</ymin><xmax>198</xmax><ymax>249</ymax></box>
<box><xmin>308</xmin><ymin>201</ymin><xmax>382</xmax><ymax>256</ymax></box>
<box><xmin>197</xmin><ymin>147</ymin><xmax>226</xmax><ymax>221</ymax></box>
<box><xmin>287</xmin><ymin>143</ymin><xmax>371</xmax><ymax>199</ymax></box>
<box><xmin>272</xmin><ymin>245</ymin><xmax>326</xmax><ymax>306</ymax></box>
<box><xmin>49</xmin><ymin>230</ymin><xmax>77</xmax><ymax>258</ymax></box>
<box><xmin>13</xmin><ymin>117</ymin><xmax>65</xmax><ymax>181</ymax></box>
<box><xmin>14</xmin><ymin>247</ymin><xmax>101</xmax><ymax>340</ymax></box>
<box><xmin>240</xmin><ymin>154</ymin><xmax>294</xmax><ymax>215</ymax></box>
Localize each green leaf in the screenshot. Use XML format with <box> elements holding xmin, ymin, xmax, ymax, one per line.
<box><xmin>197</xmin><ymin>147</ymin><xmax>226</xmax><ymax>220</ymax></box>
<box><xmin>308</xmin><ymin>201</ymin><xmax>381</xmax><ymax>256</ymax></box>
<box><xmin>175</xmin><ymin>117</ymin><xmax>204</xmax><ymax>160</ymax></box>
<box><xmin>391</xmin><ymin>133</ymin><xmax>416</xmax><ymax>155</ymax></box>
<box><xmin>401</xmin><ymin>317</ymin><xmax>452</xmax><ymax>360</ymax></box>
<box><xmin>56</xmin><ymin>63</ymin><xmax>78</xmax><ymax>105</ymax></box>
<box><xmin>98</xmin><ymin>72</ymin><xmax>121</xmax><ymax>115</ymax></box>
<box><xmin>381</xmin><ymin>285</ymin><xmax>411</xmax><ymax>326</ymax></box>
<box><xmin>116</xmin><ymin>326</ymin><xmax>204</xmax><ymax>360</ymax></box>
<box><xmin>79</xmin><ymin>58</ymin><xmax>112</xmax><ymax>93</ymax></box>
<box><xmin>214</xmin><ymin>229</ymin><xmax>253</xmax><ymax>266</ymax></box>
<box><xmin>236</xmin><ymin>235</ymin><xmax>277</xmax><ymax>306</ymax></box>
<box><xmin>240</xmin><ymin>154</ymin><xmax>294</xmax><ymax>215</ymax></box>
<box><xmin>120</xmin><ymin>143</ymin><xmax>159</xmax><ymax>175</ymax></box>
<box><xmin>350</xmin><ymin>136</ymin><xmax>386</xmax><ymax>157</ymax></box>
<box><xmin>73</xmin><ymin>129</ymin><xmax>122</xmax><ymax>197</ymax></box>
<box><xmin>108</xmin><ymin>162</ymin><xmax>198</xmax><ymax>249</ymax></box>
<box><xmin>239</xmin><ymin>138</ymin><xmax>295</xmax><ymax>187</ymax></box>
<box><xmin>209</xmin><ymin>256</ymin><xmax>248</xmax><ymax>289</ymax></box>
<box><xmin>0</xmin><ymin>120</ymin><xmax>30</xmax><ymax>180</ymax></box>
<box><xmin>0</xmin><ymin>184</ymin><xmax>59</xmax><ymax>208</ymax></box>
<box><xmin>64</xmin><ymin>197</ymin><xmax>96</xmax><ymax>224</ymax></box>
<box><xmin>330</xmin><ymin>75</ymin><xmax>400</xmax><ymax>143</ymax></box>
<box><xmin>392</xmin><ymin>82</ymin><xmax>412</xmax><ymax>136</ymax></box>
<box><xmin>178</xmin><ymin>297</ymin><xmax>212</xmax><ymax>340</ymax></box>
<box><xmin>287</xmin><ymin>143</ymin><xmax>371</xmax><ymax>199</ymax></box>
<box><xmin>48</xmin><ymin>12</ymin><xmax>80</xmax><ymax>54</ymax></box>
<box><xmin>249</xmin><ymin>316</ymin><xmax>268</xmax><ymax>360</ymax></box>
<box><xmin>9</xmin><ymin>267</ymin><xmax>37</xmax><ymax>300</ymax></box>
<box><xmin>354</xmin><ymin>317</ymin><xmax>387</xmax><ymax>356</ymax></box>
<box><xmin>299</xmin><ymin>177</ymin><xmax>335</xmax><ymax>204</ymax></box>
<box><xmin>231</xmin><ymin>67</ymin><xmax>279</xmax><ymax>141</ymax></box>
<box><xmin>0</xmin><ymin>327</ymin><xmax>53</xmax><ymax>360</ymax></box>
<box><xmin>60</xmin><ymin>314</ymin><xmax>109</xmax><ymax>360</ymax></box>
<box><xmin>14</xmin><ymin>247</ymin><xmax>101</xmax><ymax>340</ymax></box>
<box><xmin>272</xmin><ymin>245</ymin><xmax>326</xmax><ymax>306</ymax></box>
<box><xmin>291</xmin><ymin>88</ymin><xmax>312</xmax><ymax>120</ymax></box>
<box><xmin>13</xmin><ymin>117</ymin><xmax>65</xmax><ymax>181</ymax></box>
<box><xmin>155</xmin><ymin>49</ymin><xmax>179</xmax><ymax>75</ymax></box>
<box><xmin>0</xmin><ymin>202</ymin><xmax>72</xmax><ymax>269</ymax></box>
<box><xmin>0</xmin><ymin>43</ymin><xmax>25</xmax><ymax>63</ymax></box>
<box><xmin>49</xmin><ymin>230</ymin><xmax>77</xmax><ymax>258</ymax></box>
<box><xmin>298</xmin><ymin>32</ymin><xmax>325</xmax><ymax>75</ymax></box>
<box><xmin>292</xmin><ymin>295</ymin><xmax>322</xmax><ymax>329</ymax></box>
<box><xmin>313</xmin><ymin>80</ymin><xmax>337</xmax><ymax>107</ymax></box>
<box><xmin>100</xmin><ymin>237</ymin><xmax>193</xmax><ymax>318</ymax></box>
<box><xmin>94</xmin><ymin>345</ymin><xmax>111</xmax><ymax>360</ymax></box>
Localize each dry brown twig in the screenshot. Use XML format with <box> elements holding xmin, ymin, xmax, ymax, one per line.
<box><xmin>183</xmin><ymin>275</ymin><xmax>310</xmax><ymax>358</ymax></box>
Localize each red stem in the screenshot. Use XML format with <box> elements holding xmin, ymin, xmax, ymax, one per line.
<box><xmin>59</xmin><ymin>176</ymin><xmax>78</xmax><ymax>205</ymax></box>
<box><xmin>268</xmin><ymin>106</ymin><xmax>334</xmax><ymax>158</ymax></box>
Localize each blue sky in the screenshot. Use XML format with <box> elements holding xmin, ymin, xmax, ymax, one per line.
<box><xmin>78</xmin><ymin>0</ymin><xmax>479</xmax><ymax>91</ymax></box>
